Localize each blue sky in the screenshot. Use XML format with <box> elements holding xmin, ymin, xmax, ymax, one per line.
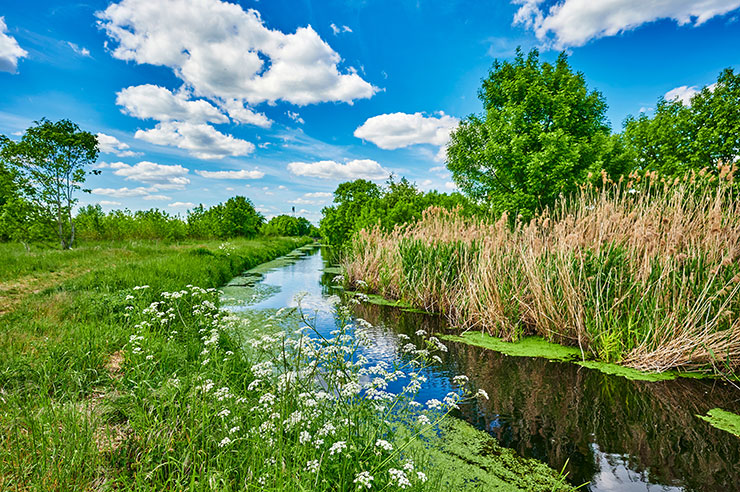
<box><xmin>1</xmin><ymin>0</ymin><xmax>739</xmax><ymax>223</ymax></box>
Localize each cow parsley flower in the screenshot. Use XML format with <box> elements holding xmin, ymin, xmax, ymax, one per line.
<box><xmin>354</xmin><ymin>471</ymin><xmax>374</xmax><ymax>489</ymax></box>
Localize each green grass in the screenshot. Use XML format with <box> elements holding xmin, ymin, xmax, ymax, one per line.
<box><xmin>0</xmin><ymin>237</ymin><xmax>310</xmax><ymax>491</ymax></box>
<box><xmin>0</xmin><ymin>238</ymin><xmax>575</xmax><ymax>491</ymax></box>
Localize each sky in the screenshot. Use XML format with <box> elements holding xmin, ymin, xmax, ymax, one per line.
<box><xmin>1</xmin><ymin>0</ymin><xmax>739</xmax><ymax>223</ymax></box>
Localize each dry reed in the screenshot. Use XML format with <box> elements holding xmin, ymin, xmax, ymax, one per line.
<box><xmin>343</xmin><ymin>167</ymin><xmax>740</xmax><ymax>373</ymax></box>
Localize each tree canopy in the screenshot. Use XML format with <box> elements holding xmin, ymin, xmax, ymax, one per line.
<box><xmin>0</xmin><ymin>118</ymin><xmax>98</xmax><ymax>248</ymax></box>
<box><xmin>446</xmin><ymin>49</ymin><xmax>618</xmax><ymax>220</ymax></box>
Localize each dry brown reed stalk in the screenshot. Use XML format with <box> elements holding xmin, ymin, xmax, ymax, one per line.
<box><xmin>343</xmin><ymin>167</ymin><xmax>740</xmax><ymax>373</ymax></box>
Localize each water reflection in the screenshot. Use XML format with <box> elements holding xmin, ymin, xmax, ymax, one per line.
<box><xmin>227</xmin><ymin>246</ymin><xmax>740</xmax><ymax>492</ymax></box>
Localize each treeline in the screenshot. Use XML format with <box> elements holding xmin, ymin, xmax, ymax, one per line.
<box><xmin>75</xmin><ymin>200</ymin><xmax>317</xmax><ymax>242</ymax></box>
<box><xmin>320</xmin><ymin>177</ymin><xmax>482</xmax><ymax>248</ymax></box>
<box><xmin>320</xmin><ymin>49</ymin><xmax>739</xmax><ymax>247</ymax></box>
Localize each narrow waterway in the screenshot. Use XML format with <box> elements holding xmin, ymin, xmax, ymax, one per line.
<box><xmin>224</xmin><ymin>246</ymin><xmax>740</xmax><ymax>492</ymax></box>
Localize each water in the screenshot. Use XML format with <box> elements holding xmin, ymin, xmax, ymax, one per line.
<box><xmin>225</xmin><ymin>246</ymin><xmax>740</xmax><ymax>492</ymax></box>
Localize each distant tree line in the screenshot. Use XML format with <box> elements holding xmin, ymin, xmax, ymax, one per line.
<box><xmin>0</xmin><ymin>120</ymin><xmax>315</xmax><ymax>248</ymax></box>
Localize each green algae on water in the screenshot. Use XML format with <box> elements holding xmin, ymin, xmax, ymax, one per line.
<box><xmin>441</xmin><ymin>331</ymin><xmax>709</xmax><ymax>382</ymax></box>
<box><xmin>698</xmin><ymin>408</ymin><xmax>740</xmax><ymax>438</ymax></box>
<box><xmin>407</xmin><ymin>418</ymin><xmax>574</xmax><ymax>491</ymax></box>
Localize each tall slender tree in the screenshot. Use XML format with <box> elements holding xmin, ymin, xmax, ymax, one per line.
<box><xmin>0</xmin><ymin>119</ymin><xmax>99</xmax><ymax>249</ymax></box>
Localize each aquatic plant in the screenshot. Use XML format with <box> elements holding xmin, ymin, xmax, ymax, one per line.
<box><xmin>344</xmin><ymin>166</ymin><xmax>740</xmax><ymax>374</ymax></box>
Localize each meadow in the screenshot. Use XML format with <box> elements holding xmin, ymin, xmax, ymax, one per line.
<box><xmin>343</xmin><ymin>170</ymin><xmax>740</xmax><ymax>376</ymax></box>
<box><xmin>0</xmin><ymin>237</ymin><xmax>573</xmax><ymax>491</ymax></box>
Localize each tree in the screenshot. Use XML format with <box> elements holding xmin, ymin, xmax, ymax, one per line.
<box><xmin>446</xmin><ymin>49</ymin><xmax>612</xmax><ymax>220</ymax></box>
<box><xmin>320</xmin><ymin>179</ymin><xmax>381</xmax><ymax>248</ymax></box>
<box><xmin>218</xmin><ymin>196</ymin><xmax>263</xmax><ymax>238</ymax></box>
<box><xmin>623</xmin><ymin>68</ymin><xmax>740</xmax><ymax>176</ymax></box>
<box><xmin>262</xmin><ymin>214</ymin><xmax>315</xmax><ymax>237</ymax></box>
<box><xmin>0</xmin><ymin>119</ymin><xmax>99</xmax><ymax>249</ymax></box>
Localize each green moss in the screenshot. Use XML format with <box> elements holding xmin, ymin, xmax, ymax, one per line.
<box><xmin>697</xmin><ymin>408</ymin><xmax>740</xmax><ymax>438</ymax></box>
<box><xmin>409</xmin><ymin>418</ymin><xmax>574</xmax><ymax>491</ymax></box>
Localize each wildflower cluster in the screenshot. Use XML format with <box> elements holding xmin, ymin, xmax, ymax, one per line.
<box><xmin>120</xmin><ymin>285</ymin><xmax>486</xmax><ymax>490</ymax></box>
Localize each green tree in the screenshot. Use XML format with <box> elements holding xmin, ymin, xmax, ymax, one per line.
<box><xmin>262</xmin><ymin>214</ymin><xmax>315</xmax><ymax>237</ymax></box>
<box><xmin>623</xmin><ymin>68</ymin><xmax>740</xmax><ymax>176</ymax></box>
<box><xmin>447</xmin><ymin>49</ymin><xmax>612</xmax><ymax>220</ymax></box>
<box><xmin>218</xmin><ymin>196</ymin><xmax>264</xmax><ymax>238</ymax></box>
<box><xmin>0</xmin><ymin>119</ymin><xmax>99</xmax><ymax>249</ymax></box>
<box><xmin>320</xmin><ymin>179</ymin><xmax>381</xmax><ymax>248</ymax></box>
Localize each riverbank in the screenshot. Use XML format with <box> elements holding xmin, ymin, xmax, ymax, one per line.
<box><xmin>342</xmin><ymin>180</ymin><xmax>740</xmax><ymax>376</ymax></box>
<box><xmin>1</xmin><ymin>239</ymin><xmax>575</xmax><ymax>491</ymax></box>
<box><xmin>0</xmin><ymin>237</ymin><xmax>310</xmax><ymax>490</ymax></box>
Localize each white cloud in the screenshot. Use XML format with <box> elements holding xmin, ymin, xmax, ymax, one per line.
<box><xmin>135</xmin><ymin>121</ymin><xmax>254</xmax><ymax>159</ymax></box>
<box><xmin>117</xmin><ymin>84</ymin><xmax>227</xmax><ymax>123</ymax></box>
<box><xmin>287</xmin><ymin>111</ymin><xmax>305</xmax><ymax>124</ymax></box>
<box><xmin>513</xmin><ymin>0</ymin><xmax>740</xmax><ymax>48</ymax></box>
<box><xmin>290</xmin><ymin>197</ymin><xmax>321</xmax><ymax>205</ymax></box>
<box><xmin>97</xmin><ymin>132</ymin><xmax>141</xmax><ymax>157</ymax></box>
<box><xmin>287</xmin><ymin>159</ymin><xmax>389</xmax><ymax>180</ymax></box>
<box><xmin>221</xmin><ymin>99</ymin><xmax>271</xmax><ymax>127</ymax></box>
<box><xmin>195</xmin><ymin>169</ymin><xmax>264</xmax><ymax>179</ymax></box>
<box><xmin>664</xmin><ymin>82</ymin><xmax>718</xmax><ymax>106</ymax></box>
<box><xmin>0</xmin><ymin>17</ymin><xmax>27</xmax><ymax>73</ymax></box>
<box><xmin>304</xmin><ymin>191</ymin><xmax>332</xmax><ymax>198</ymax></box>
<box><xmin>330</xmin><ymin>23</ymin><xmax>352</xmax><ymax>35</ymax></box>
<box><xmin>168</xmin><ymin>201</ymin><xmax>194</xmax><ymax>208</ymax></box>
<box><xmin>98</xmin><ymin>200</ymin><xmax>122</xmax><ymax>206</ymax></box>
<box><xmin>142</xmin><ymin>194</ymin><xmax>172</xmax><ymax>201</ymax></box>
<box><xmin>93</xmin><ymin>186</ymin><xmax>162</xmax><ymax>198</ymax></box>
<box><xmin>67</xmin><ymin>42</ymin><xmax>91</xmax><ymax>57</ymax></box>
<box><xmin>354</xmin><ymin>112</ymin><xmax>459</xmax><ymax>157</ymax></box>
<box><xmin>107</xmin><ymin>160</ymin><xmax>191</xmax><ymax>189</ymax></box>
<box><xmin>97</xmin><ymin>0</ymin><xmax>377</xmax><ymax>106</ymax></box>
<box><xmin>444</xmin><ymin>181</ymin><xmax>458</xmax><ymax>191</ymax></box>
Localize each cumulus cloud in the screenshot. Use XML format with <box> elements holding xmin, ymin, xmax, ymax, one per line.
<box><xmin>0</xmin><ymin>17</ymin><xmax>27</xmax><ymax>73</ymax></box>
<box><xmin>287</xmin><ymin>159</ymin><xmax>389</xmax><ymax>180</ymax></box>
<box><xmin>354</xmin><ymin>112</ymin><xmax>459</xmax><ymax>160</ymax></box>
<box><xmin>117</xmin><ymin>85</ymin><xmax>228</xmax><ymax>124</ymax></box>
<box><xmin>100</xmin><ymin>160</ymin><xmax>191</xmax><ymax>189</ymax></box>
<box><xmin>97</xmin><ymin>132</ymin><xmax>140</xmax><ymax>157</ymax></box>
<box><xmin>221</xmin><ymin>99</ymin><xmax>271</xmax><ymax>127</ymax></box>
<box><xmin>287</xmin><ymin>111</ymin><xmax>305</xmax><ymax>124</ymax></box>
<box><xmin>97</xmin><ymin>0</ymin><xmax>377</xmax><ymax>106</ymax></box>
<box><xmin>135</xmin><ymin>121</ymin><xmax>254</xmax><ymax>159</ymax></box>
<box><xmin>664</xmin><ymin>82</ymin><xmax>717</xmax><ymax>106</ymax></box>
<box><xmin>513</xmin><ymin>0</ymin><xmax>740</xmax><ymax>48</ymax></box>
<box><xmin>195</xmin><ymin>169</ymin><xmax>264</xmax><ymax>179</ymax></box>
<box><xmin>92</xmin><ymin>186</ymin><xmax>167</xmax><ymax>199</ymax></box>
<box><xmin>168</xmin><ymin>201</ymin><xmax>194</xmax><ymax>207</ymax></box>
<box><xmin>98</xmin><ymin>200</ymin><xmax>122</xmax><ymax>206</ymax></box>
<box><xmin>304</xmin><ymin>191</ymin><xmax>332</xmax><ymax>198</ymax></box>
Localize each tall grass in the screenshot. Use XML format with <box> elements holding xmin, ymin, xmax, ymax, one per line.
<box><xmin>344</xmin><ymin>168</ymin><xmax>740</xmax><ymax>373</ymax></box>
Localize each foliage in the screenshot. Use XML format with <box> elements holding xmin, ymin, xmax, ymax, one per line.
<box><xmin>320</xmin><ymin>177</ymin><xmax>481</xmax><ymax>249</ymax></box>
<box><xmin>623</xmin><ymin>68</ymin><xmax>740</xmax><ymax>176</ymax></box>
<box><xmin>446</xmin><ymin>49</ymin><xmax>616</xmax><ymax>221</ymax></box>
<box><xmin>343</xmin><ymin>171</ymin><xmax>740</xmax><ymax>375</ymax></box>
<box><xmin>187</xmin><ymin>195</ymin><xmax>264</xmax><ymax>239</ymax></box>
<box><xmin>262</xmin><ymin>214</ymin><xmax>317</xmax><ymax>237</ymax></box>
<box><xmin>0</xmin><ymin>118</ymin><xmax>99</xmax><ymax>249</ymax></box>
<box><xmin>74</xmin><ymin>196</ymin><xmax>267</xmax><ymax>242</ymax></box>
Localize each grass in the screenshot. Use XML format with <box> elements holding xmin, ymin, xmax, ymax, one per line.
<box><xmin>0</xmin><ymin>237</ymin><xmax>310</xmax><ymax>490</ymax></box>
<box><xmin>0</xmin><ymin>237</ymin><xmax>574</xmax><ymax>491</ymax></box>
<box><xmin>343</xmin><ymin>168</ymin><xmax>740</xmax><ymax>375</ymax></box>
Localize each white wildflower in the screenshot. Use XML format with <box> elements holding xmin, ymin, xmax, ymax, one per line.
<box><xmin>354</xmin><ymin>471</ymin><xmax>374</xmax><ymax>489</ymax></box>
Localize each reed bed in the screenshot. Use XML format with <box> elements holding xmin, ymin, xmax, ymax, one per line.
<box><xmin>343</xmin><ymin>168</ymin><xmax>740</xmax><ymax>373</ymax></box>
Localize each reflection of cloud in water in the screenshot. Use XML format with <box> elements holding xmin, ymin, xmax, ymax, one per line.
<box><xmin>589</xmin><ymin>444</ymin><xmax>682</xmax><ymax>492</ymax></box>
